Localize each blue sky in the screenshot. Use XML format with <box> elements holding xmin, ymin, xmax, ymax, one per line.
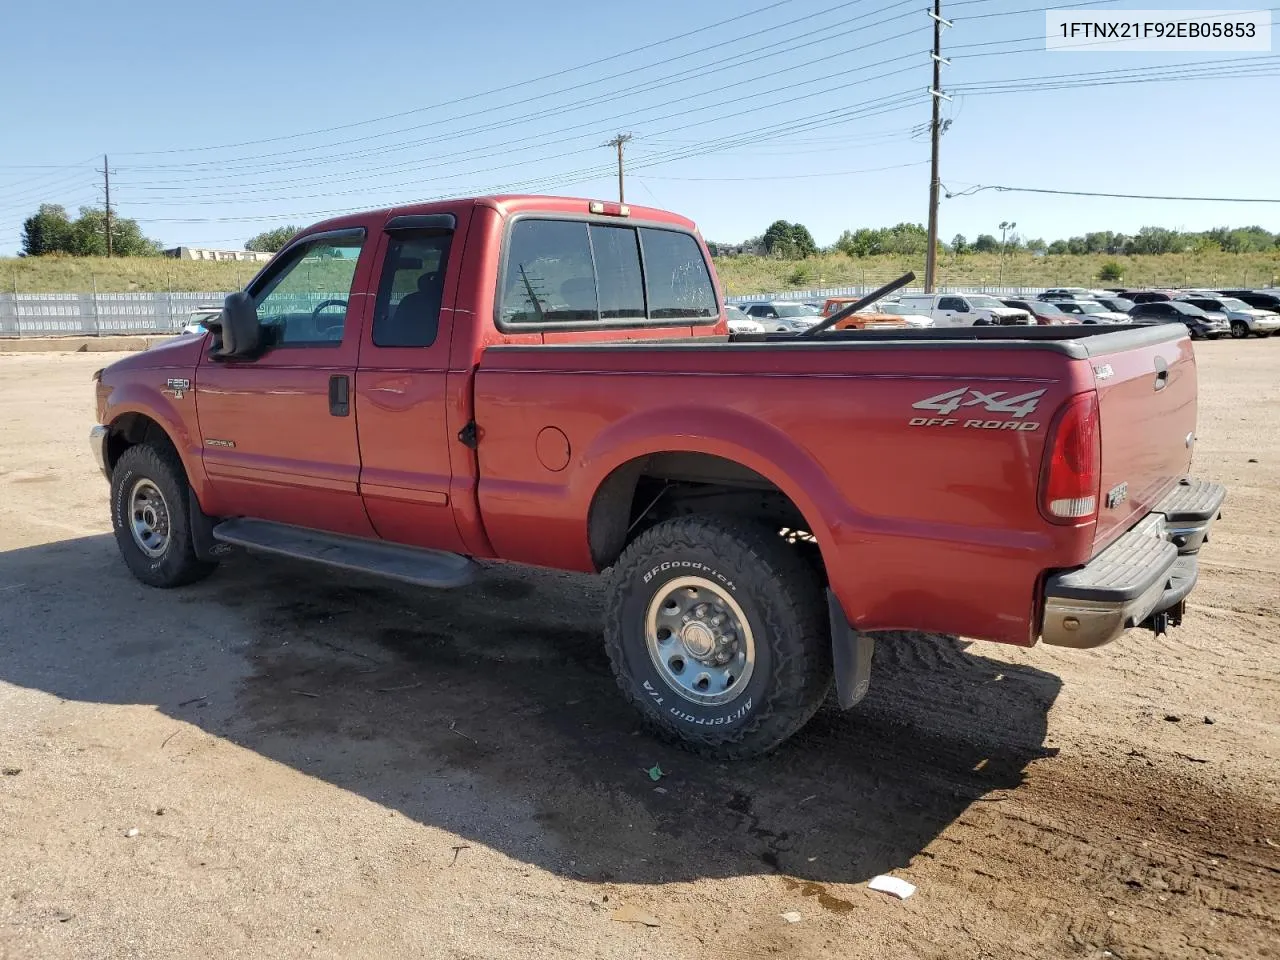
<box><xmin>0</xmin><ymin>0</ymin><xmax>1275</xmax><ymax>255</ymax></box>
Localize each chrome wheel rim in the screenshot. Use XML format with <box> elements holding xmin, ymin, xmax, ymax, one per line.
<box><xmin>128</xmin><ymin>478</ymin><xmax>170</xmax><ymax>558</ymax></box>
<box><xmin>645</xmin><ymin>576</ymin><xmax>755</xmax><ymax>706</ymax></box>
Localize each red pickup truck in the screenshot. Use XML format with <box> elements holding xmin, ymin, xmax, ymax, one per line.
<box><xmin>91</xmin><ymin>195</ymin><xmax>1224</xmax><ymax>757</ymax></box>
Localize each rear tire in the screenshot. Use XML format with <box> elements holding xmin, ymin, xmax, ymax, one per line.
<box><xmin>110</xmin><ymin>444</ymin><xmax>217</xmax><ymax>588</ymax></box>
<box><xmin>604</xmin><ymin>516</ymin><xmax>832</xmax><ymax>759</ymax></box>
<box><xmin>1230</xmin><ymin>320</ymin><xmax>1249</xmax><ymax>339</ymax></box>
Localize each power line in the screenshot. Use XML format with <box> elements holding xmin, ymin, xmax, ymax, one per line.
<box><xmin>114</xmin><ymin>58</ymin><xmax>929</xmax><ymax>208</ymax></box>
<box><xmin>113</xmin><ymin>1</ymin><xmax>924</xmax><ymax>186</ymax></box>
<box><xmin>945</xmin><ymin>183</ymin><xmax>1280</xmax><ymax>203</ymax></box>
<box><xmin>634</xmin><ymin>159</ymin><xmax>928</xmax><ymax>181</ymax></box>
<box><xmin>113</xmin><ymin>0</ymin><xmax>900</xmax><ymax>170</ymax></box>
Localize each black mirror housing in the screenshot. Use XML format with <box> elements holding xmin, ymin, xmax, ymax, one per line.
<box><xmin>210</xmin><ymin>292</ymin><xmax>262</xmax><ymax>359</ymax></box>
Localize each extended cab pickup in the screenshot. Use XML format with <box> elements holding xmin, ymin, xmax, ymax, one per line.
<box><xmin>91</xmin><ymin>195</ymin><xmax>1225</xmax><ymax>758</ymax></box>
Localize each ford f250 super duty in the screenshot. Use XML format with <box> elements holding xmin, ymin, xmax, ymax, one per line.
<box><xmin>91</xmin><ymin>195</ymin><xmax>1225</xmax><ymax>758</ymax></box>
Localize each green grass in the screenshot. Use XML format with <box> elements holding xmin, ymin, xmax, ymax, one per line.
<box><xmin>1</xmin><ymin>256</ymin><xmax>262</xmax><ymax>294</ymax></box>
<box><xmin>713</xmin><ymin>251</ymin><xmax>1280</xmax><ymax>295</ymax></box>
<box><xmin>4</xmin><ymin>250</ymin><xmax>1280</xmax><ymax>296</ymax></box>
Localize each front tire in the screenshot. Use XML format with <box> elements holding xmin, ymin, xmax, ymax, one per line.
<box><xmin>110</xmin><ymin>444</ymin><xmax>217</xmax><ymax>588</ymax></box>
<box><xmin>1230</xmin><ymin>320</ymin><xmax>1249</xmax><ymax>339</ymax></box>
<box><xmin>604</xmin><ymin>516</ymin><xmax>832</xmax><ymax>758</ymax></box>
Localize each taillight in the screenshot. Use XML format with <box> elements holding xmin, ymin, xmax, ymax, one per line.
<box><xmin>1040</xmin><ymin>392</ymin><xmax>1100</xmax><ymax>523</ymax></box>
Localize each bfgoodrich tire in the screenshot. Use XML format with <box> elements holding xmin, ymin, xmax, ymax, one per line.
<box><xmin>604</xmin><ymin>516</ymin><xmax>832</xmax><ymax>758</ymax></box>
<box><xmin>110</xmin><ymin>443</ymin><xmax>217</xmax><ymax>588</ymax></box>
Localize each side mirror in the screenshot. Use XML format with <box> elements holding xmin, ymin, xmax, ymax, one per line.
<box><xmin>209</xmin><ymin>292</ymin><xmax>261</xmax><ymax>360</ymax></box>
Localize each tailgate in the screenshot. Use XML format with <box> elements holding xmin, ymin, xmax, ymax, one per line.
<box><xmin>1090</xmin><ymin>333</ymin><xmax>1197</xmax><ymax>549</ymax></box>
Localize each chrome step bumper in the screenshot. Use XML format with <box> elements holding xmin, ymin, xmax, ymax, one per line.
<box><xmin>1041</xmin><ymin>478</ymin><xmax>1225</xmax><ymax>649</ymax></box>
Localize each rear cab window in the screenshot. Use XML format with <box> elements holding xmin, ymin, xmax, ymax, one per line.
<box><xmin>498</xmin><ymin>217</ymin><xmax>718</xmax><ymax>331</ymax></box>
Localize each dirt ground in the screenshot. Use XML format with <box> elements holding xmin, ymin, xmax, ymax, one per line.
<box><xmin>0</xmin><ymin>343</ymin><xmax>1276</xmax><ymax>960</ymax></box>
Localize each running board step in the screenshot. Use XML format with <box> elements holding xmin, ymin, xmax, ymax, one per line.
<box><xmin>211</xmin><ymin>518</ymin><xmax>478</xmax><ymax>589</ymax></box>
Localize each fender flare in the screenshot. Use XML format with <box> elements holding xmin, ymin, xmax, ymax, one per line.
<box><xmin>103</xmin><ymin>383</ymin><xmax>208</xmax><ymax>502</ymax></box>
<box><xmin>574</xmin><ymin>404</ymin><xmax>862</xmax><ymax>572</ymax></box>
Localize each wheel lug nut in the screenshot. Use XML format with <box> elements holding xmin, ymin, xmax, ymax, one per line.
<box><xmin>694</xmin><ymin>603</ymin><xmax>709</xmax><ymax>618</ymax></box>
<box><xmin>711</xmin><ymin>614</ymin><xmax>725</xmax><ymax>626</ymax></box>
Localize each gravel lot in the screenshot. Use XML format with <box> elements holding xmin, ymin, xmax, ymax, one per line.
<box><xmin>0</xmin><ymin>344</ymin><xmax>1276</xmax><ymax>960</ymax></box>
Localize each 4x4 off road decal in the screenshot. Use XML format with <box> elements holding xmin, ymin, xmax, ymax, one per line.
<box><xmin>909</xmin><ymin>386</ymin><xmax>1046</xmax><ymax>431</ymax></box>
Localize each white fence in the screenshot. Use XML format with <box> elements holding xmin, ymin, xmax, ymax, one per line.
<box><xmin>0</xmin><ymin>292</ymin><xmax>233</xmax><ymax>338</ymax></box>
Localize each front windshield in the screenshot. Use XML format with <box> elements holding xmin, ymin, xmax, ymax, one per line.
<box><xmin>1074</xmin><ymin>302</ymin><xmax>1106</xmax><ymax>314</ymax></box>
<box><xmin>1105</xmin><ymin>298</ymin><xmax>1134</xmax><ymax>311</ymax></box>
<box><xmin>1174</xmin><ymin>302</ymin><xmax>1206</xmax><ymax>317</ymax></box>
<box><xmin>967</xmin><ymin>295</ymin><xmax>1004</xmax><ymax>308</ymax></box>
<box><xmin>726</xmin><ymin>306</ymin><xmax>748</xmax><ymax>320</ymax></box>
<box><xmin>1219</xmin><ymin>298</ymin><xmax>1249</xmax><ymax>311</ymax></box>
<box><xmin>878</xmin><ymin>302</ymin><xmax>909</xmax><ymax>315</ymax></box>
<box><xmin>1034</xmin><ymin>302</ymin><xmax>1063</xmax><ymax>314</ymax></box>
<box><xmin>776</xmin><ymin>303</ymin><xmax>819</xmax><ymax>317</ymax></box>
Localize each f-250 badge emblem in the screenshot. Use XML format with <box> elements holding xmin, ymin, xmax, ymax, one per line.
<box><xmin>909</xmin><ymin>387</ymin><xmax>1046</xmax><ymax>431</ymax></box>
<box><xmin>165</xmin><ymin>378</ymin><xmax>190</xmax><ymax>399</ymax></box>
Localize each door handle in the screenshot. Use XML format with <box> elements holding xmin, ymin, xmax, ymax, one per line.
<box><xmin>1154</xmin><ymin>357</ymin><xmax>1169</xmax><ymax>391</ymax></box>
<box><xmin>329</xmin><ymin>375</ymin><xmax>350</xmax><ymax>416</ymax></box>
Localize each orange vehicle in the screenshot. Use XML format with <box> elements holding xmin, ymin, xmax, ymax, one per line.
<box><xmin>821</xmin><ymin>297</ymin><xmax>917</xmax><ymax>329</ymax></box>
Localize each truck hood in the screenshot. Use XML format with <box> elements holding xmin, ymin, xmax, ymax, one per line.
<box><xmin>988</xmin><ymin>307</ymin><xmax>1027</xmax><ymax>317</ymax></box>
<box><xmin>103</xmin><ymin>333</ymin><xmax>204</xmax><ymax>376</ymax></box>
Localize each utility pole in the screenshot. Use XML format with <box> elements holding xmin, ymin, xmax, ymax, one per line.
<box><xmin>101</xmin><ymin>153</ymin><xmax>113</xmax><ymax>258</ymax></box>
<box><xmin>923</xmin><ymin>2</ymin><xmax>951</xmax><ymax>293</ymax></box>
<box><xmin>998</xmin><ymin>220</ymin><xmax>1016</xmax><ymax>285</ymax></box>
<box><xmin>604</xmin><ymin>133</ymin><xmax>633</xmax><ymax>203</ymax></box>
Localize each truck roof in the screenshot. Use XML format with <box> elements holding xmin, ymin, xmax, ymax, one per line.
<box><xmin>304</xmin><ymin>194</ymin><xmax>700</xmax><ymax>236</ymax></box>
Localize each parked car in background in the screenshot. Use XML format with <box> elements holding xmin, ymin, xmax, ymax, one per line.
<box><xmin>897</xmin><ymin>292</ymin><xmax>1030</xmax><ymax>326</ymax></box>
<box><xmin>1054</xmin><ymin>300</ymin><xmax>1131</xmax><ymax>323</ymax></box>
<box><xmin>1218</xmin><ymin>290</ymin><xmax>1280</xmax><ymax>313</ymax></box>
<box><xmin>1038</xmin><ymin>287</ymin><xmax>1093</xmax><ymax>301</ymax></box>
<box><xmin>1093</xmin><ymin>296</ymin><xmax>1135</xmax><ymax>314</ymax></box>
<box><xmin>1000</xmin><ymin>298</ymin><xmax>1071</xmax><ymax>325</ymax></box>
<box><xmin>1129</xmin><ymin>300</ymin><xmax>1229</xmax><ymax>339</ymax></box>
<box><xmin>820</xmin><ymin>297</ymin><xmax>932</xmax><ymax>330</ymax></box>
<box><xmin>738</xmin><ymin>300</ymin><xmax>822</xmax><ymax>333</ymax></box>
<box><xmin>181</xmin><ymin>306</ymin><xmax>222</xmax><ymax>336</ymax></box>
<box><xmin>724</xmin><ymin>305</ymin><xmax>765</xmax><ymax>334</ymax></box>
<box><xmin>872</xmin><ymin>300</ymin><xmax>934</xmax><ymax>327</ymax></box>
<box><xmin>1176</xmin><ymin>296</ymin><xmax>1280</xmax><ymax>338</ymax></box>
<box><xmin>1123</xmin><ymin>290</ymin><xmax>1180</xmax><ymax>304</ymax></box>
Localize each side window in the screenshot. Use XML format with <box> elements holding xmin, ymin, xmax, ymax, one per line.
<box><xmin>590</xmin><ymin>224</ymin><xmax>645</xmax><ymax>320</ymax></box>
<box><xmin>371</xmin><ymin>232</ymin><xmax>453</xmax><ymax>347</ymax></box>
<box><xmin>254</xmin><ymin>234</ymin><xmax>365</xmax><ymax>345</ymax></box>
<box><xmin>938</xmin><ymin>296</ymin><xmax>965</xmax><ymax>311</ymax></box>
<box><xmin>639</xmin><ymin>228</ymin><xmax>718</xmax><ymax>319</ymax></box>
<box><xmin>501</xmin><ymin>220</ymin><xmax>597</xmax><ymax>324</ymax></box>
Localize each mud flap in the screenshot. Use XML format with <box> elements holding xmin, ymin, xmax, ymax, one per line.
<box><xmin>188</xmin><ymin>486</ymin><xmax>230</xmax><ymax>562</ymax></box>
<box><xmin>828</xmin><ymin>589</ymin><xmax>874</xmax><ymax>709</ymax></box>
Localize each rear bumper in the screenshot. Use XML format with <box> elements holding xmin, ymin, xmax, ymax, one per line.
<box><xmin>1041</xmin><ymin>478</ymin><xmax>1225</xmax><ymax>648</ymax></box>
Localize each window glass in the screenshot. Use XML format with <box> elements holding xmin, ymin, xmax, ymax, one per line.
<box><xmin>590</xmin><ymin>224</ymin><xmax>645</xmax><ymax>320</ymax></box>
<box><xmin>371</xmin><ymin>233</ymin><xmax>453</xmax><ymax>347</ymax></box>
<box><xmin>638</xmin><ymin>228</ymin><xmax>717</xmax><ymax>320</ymax></box>
<box><xmin>501</xmin><ymin>220</ymin><xmax>597</xmax><ymax>324</ymax></box>
<box><xmin>938</xmin><ymin>297</ymin><xmax>966</xmax><ymax>311</ymax></box>
<box><xmin>255</xmin><ymin>234</ymin><xmax>364</xmax><ymax>344</ymax></box>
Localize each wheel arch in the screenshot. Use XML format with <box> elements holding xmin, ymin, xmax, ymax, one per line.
<box><xmin>580</xmin><ymin>408</ymin><xmax>854</xmax><ymax>576</ymax></box>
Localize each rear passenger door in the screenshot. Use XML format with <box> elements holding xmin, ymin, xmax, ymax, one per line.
<box><xmin>354</xmin><ymin>209</ymin><xmax>471</xmax><ymax>554</ymax></box>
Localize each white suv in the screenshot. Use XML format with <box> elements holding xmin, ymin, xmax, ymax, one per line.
<box><xmin>897</xmin><ymin>293</ymin><xmax>1031</xmax><ymax>327</ymax></box>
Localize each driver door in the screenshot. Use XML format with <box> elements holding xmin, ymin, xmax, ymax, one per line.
<box><xmin>194</xmin><ymin>225</ymin><xmax>378</xmax><ymax>537</ymax></box>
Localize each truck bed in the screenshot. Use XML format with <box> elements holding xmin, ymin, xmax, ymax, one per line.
<box><xmin>471</xmin><ymin>322</ymin><xmax>1193</xmax><ymax>646</ymax></box>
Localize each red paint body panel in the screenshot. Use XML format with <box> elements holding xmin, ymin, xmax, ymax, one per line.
<box><xmin>94</xmin><ymin>194</ymin><xmax>1199</xmax><ymax>651</ymax></box>
<box><xmin>472</xmin><ymin>343</ymin><xmax>1098</xmax><ymax>645</ymax></box>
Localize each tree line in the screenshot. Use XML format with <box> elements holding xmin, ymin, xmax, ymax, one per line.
<box><xmin>709</xmin><ymin>220</ymin><xmax>1280</xmax><ymax>259</ymax></box>
<box><xmin>17</xmin><ymin>203</ymin><xmax>303</xmax><ymax>257</ymax></box>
